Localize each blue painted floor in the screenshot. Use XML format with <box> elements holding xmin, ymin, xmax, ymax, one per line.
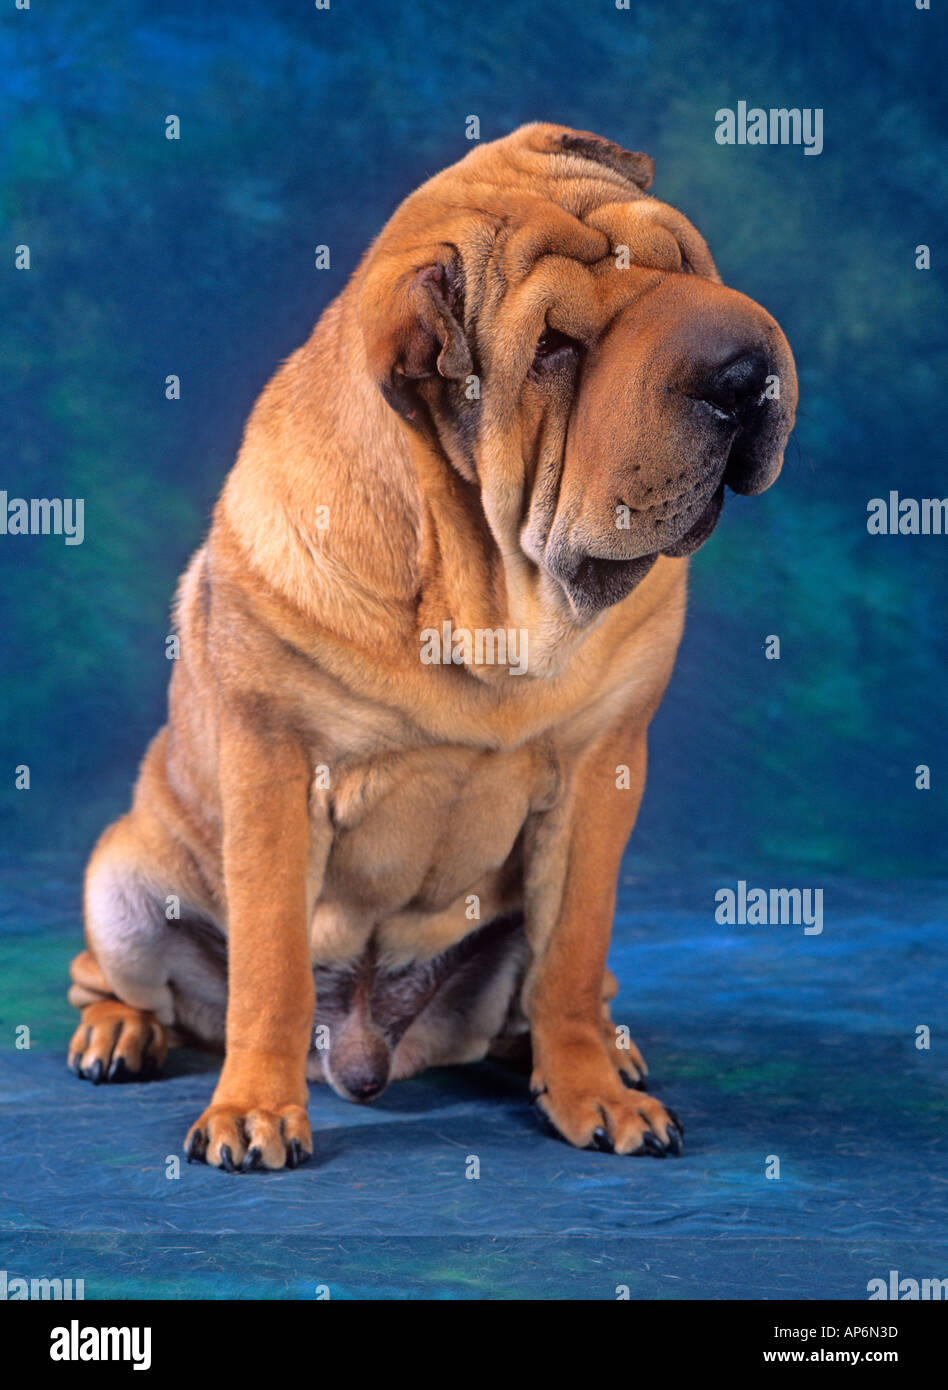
<box><xmin>1</xmin><ymin>859</ymin><xmax>946</xmax><ymax>1299</ymax></box>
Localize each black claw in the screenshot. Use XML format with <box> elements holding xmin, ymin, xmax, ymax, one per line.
<box><xmin>640</xmin><ymin>1131</ymin><xmax>667</xmax><ymax>1157</ymax></box>
<box><xmin>69</xmin><ymin>1055</ymin><xmax>81</xmax><ymax>1076</ymax></box>
<box><xmin>665</xmin><ymin>1106</ymin><xmax>684</xmax><ymax>1137</ymax></box>
<box><xmin>219</xmin><ymin>1144</ymin><xmax>238</xmax><ymax>1173</ymax></box>
<box><xmin>106</xmin><ymin>1055</ymin><xmax>131</xmax><ymax>1083</ymax></box>
<box><xmin>665</xmin><ymin>1123</ymin><xmax>684</xmax><ymax>1157</ymax></box>
<box><xmin>620</xmin><ymin>1071</ymin><xmax>647</xmax><ymax>1091</ymax></box>
<box><xmin>591</xmin><ymin>1126</ymin><xmax>615</xmax><ymax>1153</ymax></box>
<box><xmin>185</xmin><ymin>1130</ymin><xmax>205</xmax><ymax>1164</ymax></box>
<box><xmin>241</xmin><ymin>1146</ymin><xmax>262</xmax><ymax>1173</ymax></box>
<box><xmin>286</xmin><ymin>1138</ymin><xmax>310</xmax><ymax>1169</ymax></box>
<box><xmin>88</xmin><ymin>1058</ymin><xmax>104</xmax><ymax>1086</ymax></box>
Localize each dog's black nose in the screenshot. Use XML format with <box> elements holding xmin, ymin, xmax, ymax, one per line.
<box><xmin>699</xmin><ymin>350</ymin><xmax>769</xmax><ymax>417</ymax></box>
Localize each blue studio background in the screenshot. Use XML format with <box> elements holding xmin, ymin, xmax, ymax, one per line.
<box><xmin>1</xmin><ymin>0</ymin><xmax>946</xmax><ymax>1298</ymax></box>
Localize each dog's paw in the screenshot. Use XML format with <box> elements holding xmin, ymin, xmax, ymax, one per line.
<box><xmin>184</xmin><ymin>1103</ymin><xmax>312</xmax><ymax>1172</ymax></box>
<box><xmin>68</xmin><ymin>1001</ymin><xmax>167</xmax><ymax>1083</ymax></box>
<box><xmin>530</xmin><ymin>1048</ymin><xmax>682</xmax><ymax>1156</ymax></box>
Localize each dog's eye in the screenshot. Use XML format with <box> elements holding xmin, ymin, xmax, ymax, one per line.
<box><xmin>529</xmin><ymin>327</ymin><xmax>580</xmax><ymax>378</ymax></box>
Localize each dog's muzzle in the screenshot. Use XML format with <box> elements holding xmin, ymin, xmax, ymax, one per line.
<box><xmin>533</xmin><ymin>284</ymin><xmax>797</xmax><ymax>621</ymax></box>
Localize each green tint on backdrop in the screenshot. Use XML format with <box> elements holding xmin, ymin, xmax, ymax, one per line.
<box><xmin>1</xmin><ymin>0</ymin><xmax>945</xmax><ymax>874</ymax></box>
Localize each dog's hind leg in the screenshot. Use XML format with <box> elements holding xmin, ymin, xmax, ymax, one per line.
<box><xmin>67</xmin><ymin>807</ymin><xmax>225</xmax><ymax>1082</ymax></box>
<box><xmin>67</xmin><ymin>939</ymin><xmax>169</xmax><ymax>1081</ymax></box>
<box><xmin>68</xmin><ymin>997</ymin><xmax>169</xmax><ymax>1083</ymax></box>
<box><xmin>67</xmin><ymin>946</ymin><xmax>114</xmax><ymax>1008</ymax></box>
<box><xmin>67</xmin><ymin>824</ymin><xmax>176</xmax><ymax>1081</ymax></box>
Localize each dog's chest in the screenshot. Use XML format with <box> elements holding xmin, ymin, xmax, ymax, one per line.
<box><xmin>314</xmin><ymin>740</ymin><xmax>559</xmax><ymax>926</ymax></box>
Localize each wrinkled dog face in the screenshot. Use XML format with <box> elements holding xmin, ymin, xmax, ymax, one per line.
<box><xmin>517</xmin><ymin>202</ymin><xmax>798</xmax><ymax>619</ymax></box>
<box><xmin>361</xmin><ymin>124</ymin><xmax>798</xmax><ymax>624</ymax></box>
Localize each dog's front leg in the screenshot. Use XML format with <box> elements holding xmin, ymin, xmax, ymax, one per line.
<box><xmin>524</xmin><ymin>727</ymin><xmax>683</xmax><ymax>1156</ymax></box>
<box><xmin>185</xmin><ymin>708</ymin><xmax>323</xmax><ymax>1172</ymax></box>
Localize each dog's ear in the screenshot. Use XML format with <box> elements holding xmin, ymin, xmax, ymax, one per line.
<box><xmin>541</xmin><ymin>127</ymin><xmax>655</xmax><ymax>192</ymax></box>
<box><xmin>360</xmin><ymin>253</ymin><xmax>473</xmax><ymax>425</ymax></box>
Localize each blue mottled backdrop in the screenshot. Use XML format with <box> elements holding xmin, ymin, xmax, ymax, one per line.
<box><xmin>0</xmin><ymin>0</ymin><xmax>945</xmax><ymax>1300</ymax></box>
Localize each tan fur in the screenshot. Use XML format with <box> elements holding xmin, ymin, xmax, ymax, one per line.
<box><xmin>68</xmin><ymin>124</ymin><xmax>796</xmax><ymax>1169</ymax></box>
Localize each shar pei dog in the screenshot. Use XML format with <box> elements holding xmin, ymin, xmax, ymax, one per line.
<box><xmin>67</xmin><ymin>123</ymin><xmax>797</xmax><ymax>1170</ymax></box>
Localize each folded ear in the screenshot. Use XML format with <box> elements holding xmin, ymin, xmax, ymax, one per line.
<box><xmin>540</xmin><ymin>127</ymin><xmax>655</xmax><ymax>192</ymax></box>
<box><xmin>360</xmin><ymin>252</ymin><xmax>473</xmax><ymax>425</ymax></box>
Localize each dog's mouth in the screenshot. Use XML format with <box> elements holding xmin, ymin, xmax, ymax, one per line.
<box><xmin>550</xmin><ymin>481</ymin><xmax>726</xmax><ymax>620</ymax></box>
<box><xmin>657</xmin><ymin>477</ymin><xmax>726</xmax><ymax>558</ymax></box>
<box><xmin>562</xmin><ymin>551</ymin><xmax>660</xmax><ymax>618</ymax></box>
